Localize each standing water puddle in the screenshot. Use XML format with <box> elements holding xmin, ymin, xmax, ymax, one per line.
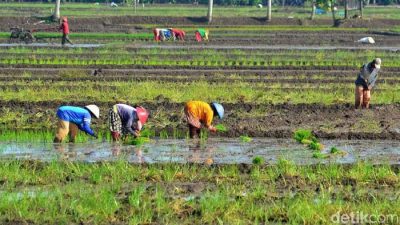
<box><xmin>0</xmin><ymin>138</ymin><xmax>399</xmax><ymax>165</ymax></box>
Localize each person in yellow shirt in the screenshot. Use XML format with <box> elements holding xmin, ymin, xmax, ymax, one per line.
<box><xmin>184</xmin><ymin>101</ymin><xmax>224</xmax><ymax>138</ymax></box>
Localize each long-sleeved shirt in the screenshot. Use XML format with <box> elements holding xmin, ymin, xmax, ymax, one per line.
<box><xmin>355</xmin><ymin>63</ymin><xmax>380</xmax><ymax>89</ymax></box>
<box><xmin>185</xmin><ymin>101</ymin><xmax>214</xmax><ymax>127</ymax></box>
<box><xmin>59</xmin><ymin>22</ymin><xmax>69</xmax><ymax>35</ymax></box>
<box><xmin>116</xmin><ymin>104</ymin><xmax>139</xmax><ymax>135</ymax></box>
<box><xmin>56</xmin><ymin>106</ymin><xmax>95</xmax><ymax>136</ymax></box>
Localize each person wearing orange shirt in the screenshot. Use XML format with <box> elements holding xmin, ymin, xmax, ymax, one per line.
<box><xmin>184</xmin><ymin>101</ymin><xmax>224</xmax><ymax>138</ymax></box>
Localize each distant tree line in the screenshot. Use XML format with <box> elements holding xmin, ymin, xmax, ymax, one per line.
<box><xmin>1</xmin><ymin>0</ymin><xmax>399</xmax><ymax>6</ymax></box>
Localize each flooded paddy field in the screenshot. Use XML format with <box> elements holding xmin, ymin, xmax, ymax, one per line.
<box><xmin>1</xmin><ymin>138</ymin><xmax>400</xmax><ymax>165</ymax></box>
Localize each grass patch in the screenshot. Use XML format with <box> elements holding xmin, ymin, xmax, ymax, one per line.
<box><xmin>0</xmin><ymin>160</ymin><xmax>398</xmax><ymax>224</ymax></box>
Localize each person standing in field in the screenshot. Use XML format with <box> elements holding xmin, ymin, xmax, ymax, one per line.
<box><xmin>54</xmin><ymin>105</ymin><xmax>100</xmax><ymax>143</ymax></box>
<box><xmin>354</xmin><ymin>58</ymin><xmax>382</xmax><ymax>109</ymax></box>
<box><xmin>108</xmin><ymin>104</ymin><xmax>149</xmax><ymax>141</ymax></box>
<box><xmin>59</xmin><ymin>17</ymin><xmax>73</xmax><ymax>46</ymax></box>
<box><xmin>184</xmin><ymin>101</ymin><xmax>224</xmax><ymax>138</ymax></box>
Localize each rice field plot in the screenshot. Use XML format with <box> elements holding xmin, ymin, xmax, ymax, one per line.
<box><xmin>0</xmin><ymin>7</ymin><xmax>400</xmax><ymax>224</ymax></box>
<box><xmin>0</xmin><ymin>45</ymin><xmax>399</xmax><ymax>140</ymax></box>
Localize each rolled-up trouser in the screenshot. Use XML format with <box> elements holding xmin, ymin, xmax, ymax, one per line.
<box><xmin>109</xmin><ymin>105</ymin><xmax>123</xmax><ymax>141</ymax></box>
<box><xmin>195</xmin><ymin>32</ymin><xmax>202</xmax><ymax>42</ymax></box>
<box><xmin>61</xmin><ymin>34</ymin><xmax>73</xmax><ymax>45</ymax></box>
<box><xmin>184</xmin><ymin>106</ymin><xmax>201</xmax><ymax>138</ymax></box>
<box><xmin>355</xmin><ymin>85</ymin><xmax>371</xmax><ymax>109</ymax></box>
<box><xmin>54</xmin><ymin>119</ymin><xmax>79</xmax><ymax>143</ymax></box>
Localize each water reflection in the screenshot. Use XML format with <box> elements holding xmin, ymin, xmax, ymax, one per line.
<box><xmin>188</xmin><ymin>140</ymin><xmax>215</xmax><ymax>165</ymax></box>
<box><xmin>0</xmin><ymin>139</ymin><xmax>399</xmax><ymax>165</ymax></box>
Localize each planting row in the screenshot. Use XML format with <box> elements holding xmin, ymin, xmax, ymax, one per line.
<box><xmin>2</xmin><ymin>58</ymin><xmax>400</xmax><ymax>68</ymax></box>
<box><xmin>5</xmin><ymin>47</ymin><xmax>399</xmax><ymax>57</ymax></box>
<box><xmin>2</xmin><ymin>68</ymin><xmax>400</xmax><ymax>80</ymax></box>
<box><xmin>0</xmin><ymin>75</ymin><xmax>399</xmax><ymax>84</ymax></box>
<box><xmin>2</xmin><ymin>52</ymin><xmax>399</xmax><ymax>62</ymax></box>
<box><xmin>0</xmin><ymin>80</ymin><xmax>399</xmax><ymax>104</ymax></box>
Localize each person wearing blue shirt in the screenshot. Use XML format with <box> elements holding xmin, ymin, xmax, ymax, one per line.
<box><xmin>54</xmin><ymin>105</ymin><xmax>100</xmax><ymax>143</ymax></box>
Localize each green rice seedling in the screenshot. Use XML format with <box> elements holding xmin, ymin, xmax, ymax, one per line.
<box><xmin>330</xmin><ymin>147</ymin><xmax>339</xmax><ymax>154</ymax></box>
<box><xmin>293</xmin><ymin>129</ymin><xmax>314</xmax><ymax>143</ymax></box>
<box><xmin>252</xmin><ymin>156</ymin><xmax>265</xmax><ymax>165</ymax></box>
<box><xmin>215</xmin><ymin>124</ymin><xmax>227</xmax><ymax>132</ymax></box>
<box><xmin>309</xmin><ymin>141</ymin><xmax>324</xmax><ymax>151</ymax></box>
<box><xmin>240</xmin><ymin>135</ymin><xmax>252</xmax><ymax>143</ymax></box>
<box><xmin>330</xmin><ymin>147</ymin><xmax>348</xmax><ymax>156</ymax></box>
<box><xmin>140</xmin><ymin>128</ymin><xmax>154</xmax><ymax>138</ymax></box>
<box><xmin>159</xmin><ymin>130</ymin><xmax>169</xmax><ymax>139</ymax></box>
<box><xmin>125</xmin><ymin>137</ymin><xmax>150</xmax><ymax>146</ymax></box>
<box><xmin>312</xmin><ymin>151</ymin><xmax>328</xmax><ymax>159</ymax></box>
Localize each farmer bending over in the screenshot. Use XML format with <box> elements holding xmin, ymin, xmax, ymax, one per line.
<box><xmin>153</xmin><ymin>28</ymin><xmax>161</xmax><ymax>41</ymax></box>
<box><xmin>171</xmin><ymin>28</ymin><xmax>185</xmax><ymax>41</ymax></box>
<box><xmin>195</xmin><ymin>29</ymin><xmax>209</xmax><ymax>42</ymax></box>
<box><xmin>54</xmin><ymin>105</ymin><xmax>100</xmax><ymax>143</ymax></box>
<box><xmin>184</xmin><ymin>101</ymin><xmax>224</xmax><ymax>138</ymax></box>
<box><xmin>109</xmin><ymin>104</ymin><xmax>149</xmax><ymax>141</ymax></box>
<box><xmin>355</xmin><ymin>58</ymin><xmax>381</xmax><ymax>109</ymax></box>
<box><xmin>59</xmin><ymin>17</ymin><xmax>73</xmax><ymax>46</ymax></box>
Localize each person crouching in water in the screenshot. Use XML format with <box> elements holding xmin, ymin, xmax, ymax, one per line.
<box><xmin>355</xmin><ymin>58</ymin><xmax>381</xmax><ymax>109</ymax></box>
<box><xmin>184</xmin><ymin>101</ymin><xmax>224</xmax><ymax>138</ymax></box>
<box><xmin>54</xmin><ymin>105</ymin><xmax>100</xmax><ymax>143</ymax></box>
<box><xmin>109</xmin><ymin>104</ymin><xmax>149</xmax><ymax>141</ymax></box>
<box><xmin>59</xmin><ymin>17</ymin><xmax>73</xmax><ymax>46</ymax></box>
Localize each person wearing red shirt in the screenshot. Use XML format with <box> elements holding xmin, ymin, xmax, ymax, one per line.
<box><xmin>59</xmin><ymin>17</ymin><xmax>73</xmax><ymax>46</ymax></box>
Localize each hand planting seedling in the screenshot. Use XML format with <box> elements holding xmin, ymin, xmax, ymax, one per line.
<box><xmin>215</xmin><ymin>124</ymin><xmax>227</xmax><ymax>132</ymax></box>
<box><xmin>240</xmin><ymin>135</ymin><xmax>252</xmax><ymax>143</ymax></box>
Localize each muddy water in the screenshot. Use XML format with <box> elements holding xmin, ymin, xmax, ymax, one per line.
<box><xmin>0</xmin><ymin>138</ymin><xmax>399</xmax><ymax>165</ymax></box>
